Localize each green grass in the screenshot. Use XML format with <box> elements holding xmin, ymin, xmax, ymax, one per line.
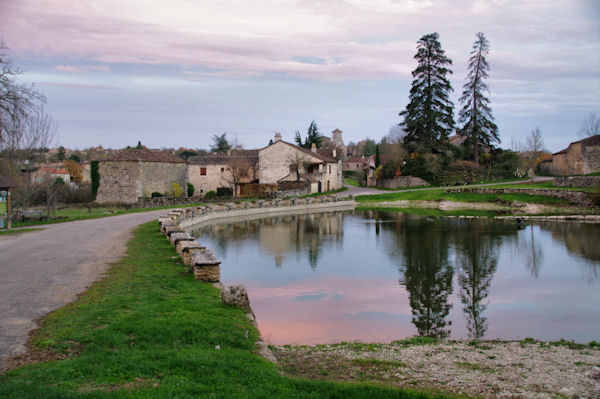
<box><xmin>344</xmin><ymin>177</ymin><xmax>361</xmax><ymax>187</ymax></box>
<box><xmin>0</xmin><ymin>222</ymin><xmax>451</xmax><ymax>399</ymax></box>
<box><xmin>12</xmin><ymin>203</ymin><xmax>206</xmax><ymax>228</ymax></box>
<box><xmin>490</xmin><ymin>180</ymin><xmax>597</xmax><ymax>192</ymax></box>
<box><xmin>354</xmin><ymin>189</ymin><xmax>569</xmax><ymax>206</ymax></box>
<box><xmin>0</xmin><ymin>228</ymin><xmax>44</xmax><ymax>236</ymax></box>
<box><xmin>301</xmin><ymin>187</ymin><xmax>348</xmax><ymax>198</ymax></box>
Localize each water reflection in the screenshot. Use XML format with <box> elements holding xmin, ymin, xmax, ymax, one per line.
<box><xmin>191</xmin><ymin>212</ymin><xmax>344</xmax><ymax>269</ymax></box>
<box><xmin>190</xmin><ymin>211</ymin><xmax>600</xmax><ymax>344</ymax></box>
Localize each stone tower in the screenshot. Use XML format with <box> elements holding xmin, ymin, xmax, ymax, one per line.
<box><xmin>331</xmin><ymin>129</ymin><xmax>347</xmax><ymax>159</ymax></box>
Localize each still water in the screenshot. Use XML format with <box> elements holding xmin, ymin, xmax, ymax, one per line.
<box><xmin>191</xmin><ymin>211</ymin><xmax>600</xmax><ymax>345</ymax></box>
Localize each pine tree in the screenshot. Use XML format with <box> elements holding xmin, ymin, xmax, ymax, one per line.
<box><xmin>458</xmin><ymin>32</ymin><xmax>498</xmax><ymax>165</ymax></box>
<box><xmin>295</xmin><ymin>120</ymin><xmax>323</xmax><ymax>149</ymax></box>
<box><xmin>400</xmin><ymin>33</ymin><xmax>454</xmax><ymax>154</ymax></box>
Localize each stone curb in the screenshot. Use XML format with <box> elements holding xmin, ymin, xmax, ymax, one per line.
<box><xmin>156</xmin><ymin>196</ymin><xmax>357</xmax><ymax>363</ymax></box>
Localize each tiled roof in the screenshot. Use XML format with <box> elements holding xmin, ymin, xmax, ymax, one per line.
<box><xmin>0</xmin><ymin>177</ymin><xmax>18</xmax><ymax>188</ymax></box>
<box><xmin>554</xmin><ymin>135</ymin><xmax>600</xmax><ymax>155</ymax></box>
<box><xmin>102</xmin><ymin>149</ymin><xmax>186</xmax><ymax>163</ymax></box>
<box><xmin>188</xmin><ymin>150</ymin><xmax>259</xmax><ymax>166</ymax></box>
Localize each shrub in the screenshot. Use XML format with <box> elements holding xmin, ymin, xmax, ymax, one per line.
<box><xmin>151</xmin><ymin>192</ymin><xmax>162</xmax><ymax>198</ymax></box>
<box><xmin>187</xmin><ymin>182</ymin><xmax>194</xmax><ymax>197</ymax></box>
<box><xmin>172</xmin><ymin>182</ymin><xmax>183</xmax><ymax>198</ymax></box>
<box><xmin>216</xmin><ymin>186</ymin><xmax>233</xmax><ymax>197</ymax></box>
<box><xmin>90</xmin><ymin>160</ymin><xmax>99</xmax><ymax>200</ymax></box>
<box><xmin>205</xmin><ymin>190</ymin><xmax>216</xmax><ymax>199</ymax></box>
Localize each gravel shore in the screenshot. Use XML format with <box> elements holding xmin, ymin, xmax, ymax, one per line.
<box><xmin>273</xmin><ymin>340</ymin><xmax>600</xmax><ymax>398</ymax></box>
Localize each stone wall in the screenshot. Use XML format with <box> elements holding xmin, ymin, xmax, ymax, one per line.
<box><xmin>140</xmin><ymin>162</ymin><xmax>187</xmax><ymax>197</ymax></box>
<box><xmin>96</xmin><ymin>161</ymin><xmax>187</xmax><ymax>204</ymax></box>
<box><xmin>553</xmin><ymin>176</ymin><xmax>600</xmax><ymax>188</ymax></box>
<box><xmin>379</xmin><ymin>176</ymin><xmax>430</xmax><ymax>189</ymax></box>
<box><xmin>584</xmin><ymin>145</ymin><xmax>600</xmax><ymax>174</ymax></box>
<box><xmin>188</xmin><ymin>163</ymin><xmax>230</xmax><ymax>196</ymax></box>
<box><xmin>448</xmin><ymin>187</ymin><xmax>596</xmax><ymax>207</ymax></box>
<box><xmin>96</xmin><ymin>161</ymin><xmax>141</xmax><ymax>204</ymax></box>
<box><xmin>276</xmin><ymin>181</ymin><xmax>310</xmax><ymax>197</ymax></box>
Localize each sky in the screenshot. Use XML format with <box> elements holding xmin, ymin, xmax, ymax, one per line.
<box><xmin>1</xmin><ymin>0</ymin><xmax>599</xmax><ymax>153</ymax></box>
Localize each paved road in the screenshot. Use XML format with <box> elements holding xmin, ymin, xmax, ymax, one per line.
<box><xmin>0</xmin><ymin>209</ymin><xmax>167</xmax><ymax>369</ymax></box>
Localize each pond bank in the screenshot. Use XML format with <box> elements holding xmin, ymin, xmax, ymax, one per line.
<box><xmin>273</xmin><ymin>340</ymin><xmax>600</xmax><ymax>399</ymax></box>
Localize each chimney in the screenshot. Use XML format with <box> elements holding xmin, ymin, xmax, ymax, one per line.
<box><xmin>274</xmin><ymin>132</ymin><xmax>282</xmax><ymax>142</ymax></box>
<box><xmin>332</xmin><ymin>148</ymin><xmax>337</xmax><ymax>158</ymax></box>
<box><xmin>311</xmin><ymin>143</ymin><xmax>317</xmax><ymax>153</ymax></box>
<box><xmin>227</xmin><ymin>149</ymin><xmax>231</xmax><ymax>156</ymax></box>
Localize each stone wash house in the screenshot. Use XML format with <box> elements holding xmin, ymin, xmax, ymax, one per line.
<box><xmin>541</xmin><ymin>135</ymin><xmax>600</xmax><ymax>176</ymax></box>
<box><xmin>187</xmin><ymin>150</ymin><xmax>258</xmax><ymax>196</ymax></box>
<box><xmin>96</xmin><ymin>149</ymin><xmax>187</xmax><ymax>204</ymax></box>
<box><xmin>258</xmin><ymin>133</ymin><xmax>343</xmax><ymax>193</ymax></box>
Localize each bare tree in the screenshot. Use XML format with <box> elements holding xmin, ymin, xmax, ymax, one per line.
<box><xmin>0</xmin><ymin>42</ymin><xmax>55</xmax><ymax>177</ymax></box>
<box><xmin>226</xmin><ymin>156</ymin><xmax>254</xmax><ymax>197</ymax></box>
<box><xmin>287</xmin><ymin>153</ymin><xmax>308</xmax><ymax>182</ymax></box>
<box><xmin>578</xmin><ymin>112</ymin><xmax>600</xmax><ymax>138</ymax></box>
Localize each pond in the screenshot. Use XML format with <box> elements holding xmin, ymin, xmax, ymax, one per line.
<box><xmin>190</xmin><ymin>211</ymin><xmax>600</xmax><ymax>345</ymax></box>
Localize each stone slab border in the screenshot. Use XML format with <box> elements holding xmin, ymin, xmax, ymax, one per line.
<box><xmin>156</xmin><ymin>196</ymin><xmax>356</xmax><ymax>363</ymax></box>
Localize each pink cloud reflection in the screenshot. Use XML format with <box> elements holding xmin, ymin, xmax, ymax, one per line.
<box><xmin>242</xmin><ymin>275</ymin><xmax>415</xmax><ymax>345</ymax></box>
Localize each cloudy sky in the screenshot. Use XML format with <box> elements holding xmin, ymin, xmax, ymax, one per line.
<box><xmin>2</xmin><ymin>0</ymin><xmax>599</xmax><ymax>152</ymax></box>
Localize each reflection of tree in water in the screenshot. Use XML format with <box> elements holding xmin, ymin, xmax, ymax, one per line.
<box><xmin>455</xmin><ymin>226</ymin><xmax>499</xmax><ymax>339</ymax></box>
<box><xmin>400</xmin><ymin>219</ymin><xmax>454</xmax><ymax>338</ymax></box>
<box><xmin>514</xmin><ymin>225</ymin><xmax>544</xmax><ymax>278</ymax></box>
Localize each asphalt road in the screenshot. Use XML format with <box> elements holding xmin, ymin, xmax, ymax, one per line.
<box><xmin>0</xmin><ymin>209</ymin><xmax>167</xmax><ymax>369</ymax></box>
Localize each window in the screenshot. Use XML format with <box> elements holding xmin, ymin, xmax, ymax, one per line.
<box><xmin>221</xmin><ymin>167</ymin><xmax>225</xmax><ymax>172</ymax></box>
<box><xmin>200</xmin><ymin>167</ymin><xmax>207</xmax><ymax>176</ymax></box>
<box><xmin>328</xmin><ymin>164</ymin><xmax>331</xmax><ymax>174</ymax></box>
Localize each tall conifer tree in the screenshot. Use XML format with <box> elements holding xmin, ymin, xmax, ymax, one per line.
<box><xmin>458</xmin><ymin>32</ymin><xmax>498</xmax><ymax>164</ymax></box>
<box><xmin>400</xmin><ymin>32</ymin><xmax>454</xmax><ymax>154</ymax></box>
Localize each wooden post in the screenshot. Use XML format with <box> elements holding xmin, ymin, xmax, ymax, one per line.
<box><xmin>6</xmin><ymin>189</ymin><xmax>11</xmax><ymax>230</ymax></box>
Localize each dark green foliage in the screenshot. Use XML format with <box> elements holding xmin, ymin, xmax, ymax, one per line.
<box><xmin>458</xmin><ymin>32</ymin><xmax>498</xmax><ymax>164</ymax></box>
<box><xmin>90</xmin><ymin>160</ymin><xmax>99</xmax><ymax>200</ymax></box>
<box><xmin>205</xmin><ymin>190</ymin><xmax>216</xmax><ymax>199</ymax></box>
<box><xmin>151</xmin><ymin>191</ymin><xmax>163</xmax><ymax>198</ymax></box>
<box><xmin>362</xmin><ymin>138</ymin><xmax>377</xmax><ymax>156</ymax></box>
<box><xmin>436</xmin><ymin>161</ymin><xmax>485</xmax><ymax>186</ymax></box>
<box><xmin>179</xmin><ymin>150</ymin><xmax>198</xmax><ymax>160</ymax></box>
<box><xmin>375</xmin><ymin>144</ymin><xmax>381</xmax><ymax>167</ymax></box>
<box><xmin>210</xmin><ymin>133</ymin><xmax>232</xmax><ymax>153</ymax></box>
<box><xmin>381</xmin><ymin>160</ymin><xmax>399</xmax><ymax>179</ymax></box>
<box><xmin>53</xmin><ymin>177</ymin><xmax>65</xmax><ymax>186</ymax></box>
<box><xmin>401</xmin><ymin>33</ymin><xmax>455</xmax><ymax>154</ymax></box>
<box><xmin>136</xmin><ymin>140</ymin><xmax>143</xmax><ymax>150</ymax></box>
<box><xmin>57</xmin><ymin>146</ymin><xmax>65</xmax><ymax>161</ymax></box>
<box><xmin>402</xmin><ymin>155</ymin><xmax>435</xmax><ymax>183</ymax></box>
<box><xmin>295</xmin><ymin>120</ymin><xmax>323</xmax><ymax>149</ymax></box>
<box><xmin>216</xmin><ymin>186</ymin><xmax>233</xmax><ymax>197</ymax></box>
<box><xmin>67</xmin><ymin>154</ymin><xmax>80</xmax><ymax>162</ymax></box>
<box><xmin>187</xmin><ymin>182</ymin><xmax>194</xmax><ymax>197</ymax></box>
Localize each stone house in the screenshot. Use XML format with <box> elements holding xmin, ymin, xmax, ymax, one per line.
<box><xmin>343</xmin><ymin>155</ymin><xmax>375</xmax><ymax>173</ymax></box>
<box><xmin>95</xmin><ymin>149</ymin><xmax>187</xmax><ymax>204</ymax></box>
<box><xmin>258</xmin><ymin>133</ymin><xmax>343</xmax><ymax>193</ymax></box>
<box><xmin>187</xmin><ymin>150</ymin><xmax>258</xmax><ymax>196</ymax></box>
<box><xmin>542</xmin><ymin>135</ymin><xmax>600</xmax><ymax>176</ymax></box>
<box><xmin>31</xmin><ymin>165</ymin><xmax>71</xmax><ymax>184</ymax></box>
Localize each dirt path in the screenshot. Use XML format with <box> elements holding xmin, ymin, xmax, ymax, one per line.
<box><xmin>0</xmin><ymin>210</ymin><xmax>166</xmax><ymax>369</ymax></box>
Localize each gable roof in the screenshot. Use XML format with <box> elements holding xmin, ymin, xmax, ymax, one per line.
<box><xmin>188</xmin><ymin>150</ymin><xmax>259</xmax><ymax>166</ymax></box>
<box><xmin>102</xmin><ymin>149</ymin><xmax>186</xmax><ymax>163</ymax></box>
<box><xmin>554</xmin><ymin>135</ymin><xmax>600</xmax><ymax>155</ymax></box>
<box><xmin>262</xmin><ymin>140</ymin><xmax>337</xmax><ymax>163</ymax></box>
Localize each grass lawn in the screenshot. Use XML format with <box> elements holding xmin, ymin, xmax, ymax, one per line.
<box><xmin>489</xmin><ymin>180</ymin><xmax>598</xmax><ymax>192</ymax></box>
<box><xmin>354</xmin><ymin>189</ymin><xmax>570</xmax><ymax>206</ymax></box>
<box><xmin>0</xmin><ymin>222</ymin><xmax>453</xmax><ymax>399</ymax></box>
<box><xmin>12</xmin><ymin>204</ymin><xmax>207</xmax><ymax>228</ymax></box>
<box><xmin>343</xmin><ymin>177</ymin><xmax>361</xmax><ymax>187</ymax></box>
<box><xmin>0</xmin><ymin>228</ymin><xmax>44</xmax><ymax>236</ymax></box>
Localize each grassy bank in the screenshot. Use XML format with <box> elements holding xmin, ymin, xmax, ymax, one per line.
<box><xmin>12</xmin><ymin>204</ymin><xmax>206</xmax><ymax>228</ymax></box>
<box><xmin>0</xmin><ymin>222</ymin><xmax>453</xmax><ymax>399</ymax></box>
<box><xmin>354</xmin><ymin>188</ymin><xmax>570</xmax><ymax>205</ymax></box>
